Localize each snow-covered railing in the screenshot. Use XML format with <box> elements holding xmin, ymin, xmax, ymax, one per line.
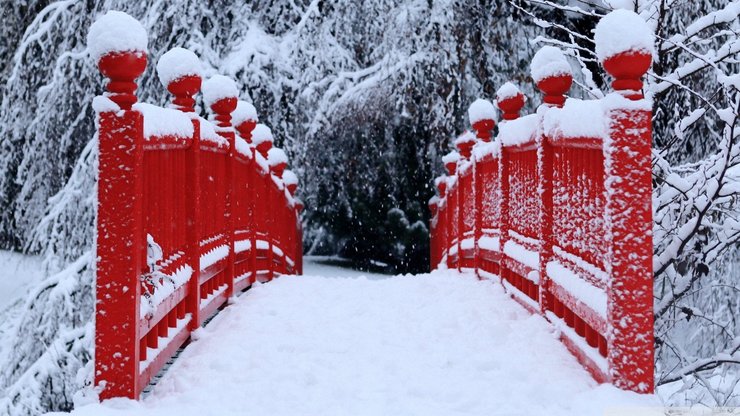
<box><xmin>89</xmin><ymin>11</ymin><xmax>303</xmax><ymax>400</ymax></box>
<box><xmin>429</xmin><ymin>10</ymin><xmax>654</xmax><ymax>394</ymax></box>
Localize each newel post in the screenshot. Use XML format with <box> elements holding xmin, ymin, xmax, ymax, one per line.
<box><xmin>442</xmin><ymin>151</ymin><xmax>460</xmax><ymax>269</ymax></box>
<box><xmin>596</xmin><ymin>10</ymin><xmax>655</xmax><ymax>393</ymax></box>
<box><xmin>468</xmin><ymin>99</ymin><xmax>496</xmax><ymax>278</ymax></box>
<box><xmin>233</xmin><ymin>100</ymin><xmax>260</xmax><ymax>283</ymax></box>
<box><xmin>496</xmin><ymin>82</ymin><xmax>525</xmax><ymax>121</ymax></box>
<box><xmin>203</xmin><ymin>75</ymin><xmax>238</xmax><ymax>298</ymax></box>
<box><xmin>268</xmin><ymin>147</ymin><xmax>289</xmax><ymax>274</ymax></box>
<box><xmin>89</xmin><ymin>11</ymin><xmax>148</xmax><ymax>400</ymax></box>
<box><xmin>158</xmin><ymin>47</ymin><xmax>203</xmax><ymax>331</ymax></box>
<box><xmin>532</xmin><ymin>46</ymin><xmax>573</xmax><ymax>313</ymax></box>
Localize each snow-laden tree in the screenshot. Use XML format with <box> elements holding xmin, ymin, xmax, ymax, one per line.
<box><xmin>513</xmin><ymin>0</ymin><xmax>740</xmax><ymax>405</ymax></box>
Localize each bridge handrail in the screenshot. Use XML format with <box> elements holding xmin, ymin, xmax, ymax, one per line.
<box><xmin>89</xmin><ymin>11</ymin><xmax>303</xmax><ymax>400</ymax></box>
<box><xmin>429</xmin><ymin>10</ymin><xmax>654</xmax><ymax>394</ymax></box>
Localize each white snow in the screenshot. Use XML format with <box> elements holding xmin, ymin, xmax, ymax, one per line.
<box><xmin>467</xmin><ymin>99</ymin><xmax>497</xmax><ymax>125</ymax></box>
<box><xmin>441</xmin><ymin>151</ymin><xmax>460</xmax><ymax>165</ymax></box>
<box><xmin>200</xmin><ymin>245</ymin><xmax>229</xmax><ymax>271</ymax></box>
<box><xmin>498</xmin><ymin>113</ymin><xmax>540</xmax><ymax>147</ymax></box>
<box><xmin>156</xmin><ymin>47</ymin><xmax>203</xmax><ymax>87</ymax></box>
<box><xmin>202</xmin><ymin>75</ymin><xmax>238</xmax><ymax>108</ymax></box>
<box><xmin>234</xmin><ymin>239</ymin><xmax>251</xmax><ymax>254</ymax></box>
<box><xmin>546</xmin><ymin>261</ymin><xmax>607</xmax><ymax>319</ymax></box>
<box><xmin>87</xmin><ymin>11</ymin><xmax>147</xmax><ymax>61</ymax></box>
<box><xmin>232</xmin><ymin>100</ymin><xmax>258</xmax><ymax>126</ymax></box>
<box><xmin>282</xmin><ymin>170</ymin><xmax>298</xmax><ymax>186</ymax></box>
<box><xmin>471</xmin><ymin>141</ymin><xmax>498</xmax><ymax>161</ymax></box>
<box><xmin>530</xmin><ymin>46</ymin><xmax>571</xmax><ymax>83</ymax></box>
<box><xmin>0</xmin><ymin>250</ymin><xmax>44</xmax><ymax>312</ymax></box>
<box><xmin>251</xmin><ymin>124</ymin><xmax>274</xmax><ymax>146</ymax></box>
<box><xmin>495</xmin><ymin>82</ymin><xmax>522</xmax><ymax>102</ymax></box>
<box><xmin>460</xmin><ymin>237</ymin><xmax>475</xmax><ymax>250</ymax></box>
<box><xmin>503</xmin><ymin>240</ymin><xmax>540</xmax><ymax>277</ymax></box>
<box><xmin>198</xmin><ymin>117</ymin><xmax>228</xmax><ymax>146</ymax></box>
<box><xmin>594</xmin><ymin>9</ymin><xmax>655</xmax><ymax>63</ymax></box>
<box><xmin>477</xmin><ymin>236</ymin><xmax>500</xmax><ymax>252</ymax></box>
<box><xmin>132</xmin><ymin>103</ymin><xmax>194</xmax><ymax>139</ymax></box>
<box><xmin>234</xmin><ymin>137</ymin><xmax>252</xmax><ymax>159</ymax></box>
<box><xmin>543</xmin><ymin>98</ymin><xmax>607</xmax><ymax>139</ymax></box>
<box><xmin>61</xmin><ymin>268</ymin><xmax>657</xmax><ymax>416</ymax></box>
<box><xmin>454</xmin><ymin>130</ymin><xmax>477</xmax><ymax>146</ymax></box>
<box><xmin>267</xmin><ymin>148</ymin><xmax>288</xmax><ymax>167</ymax></box>
<box><xmin>91</xmin><ymin>96</ymin><xmax>121</xmax><ymax>114</ymax></box>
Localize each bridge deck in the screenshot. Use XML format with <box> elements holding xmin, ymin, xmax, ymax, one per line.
<box><xmin>64</xmin><ymin>259</ymin><xmax>655</xmax><ymax>415</ymax></box>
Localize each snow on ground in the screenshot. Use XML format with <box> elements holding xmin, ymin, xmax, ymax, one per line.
<box><xmin>57</xmin><ymin>266</ymin><xmax>657</xmax><ymax>416</ymax></box>
<box><xmin>0</xmin><ymin>250</ymin><xmax>44</xmax><ymax>311</ymax></box>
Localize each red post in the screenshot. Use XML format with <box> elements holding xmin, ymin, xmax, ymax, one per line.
<box><xmin>204</xmin><ymin>77</ymin><xmax>238</xmax><ymax>298</ymax></box>
<box><xmin>234</xmin><ymin>107</ymin><xmax>258</xmax><ymax>284</ymax></box>
<box><xmin>470</xmin><ymin>102</ymin><xmax>496</xmax><ymax>279</ymax></box>
<box><xmin>167</xmin><ymin>71</ymin><xmax>203</xmax><ymax>331</ymax></box>
<box><xmin>536</xmin><ymin>70</ymin><xmax>572</xmax><ymax>313</ymax></box>
<box><xmin>94</xmin><ymin>50</ymin><xmax>147</xmax><ymax>399</ymax></box>
<box><xmin>603</xmin><ymin>48</ymin><xmax>654</xmax><ymax>393</ymax></box>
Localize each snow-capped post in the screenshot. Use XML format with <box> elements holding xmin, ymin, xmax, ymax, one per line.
<box><xmin>454</xmin><ymin>132</ymin><xmax>476</xmax><ymax>159</ymax></box>
<box><xmin>531</xmin><ymin>46</ymin><xmax>572</xmax><ymax>108</ymax></box>
<box><xmin>442</xmin><ymin>151</ymin><xmax>459</xmax><ymax>176</ymax></box>
<box><xmin>496</xmin><ymin>82</ymin><xmax>525</xmax><ymax>121</ymax></box>
<box><xmin>468</xmin><ymin>99</ymin><xmax>496</xmax><ymax>142</ymax></box>
<box><xmin>252</xmin><ymin>124</ymin><xmax>274</xmax><ymax>159</ymax></box>
<box><xmin>88</xmin><ymin>10</ymin><xmax>148</xmax><ymax>400</ymax></box>
<box><xmin>531</xmin><ymin>47</ymin><xmax>572</xmax><ymax>314</ymax></box>
<box><xmin>157</xmin><ymin>48</ymin><xmax>204</xmax><ymax>331</ymax></box>
<box><xmin>268</xmin><ymin>148</ymin><xmax>289</xmax><ymax>179</ymax></box>
<box><xmin>595</xmin><ymin>9</ymin><xmax>655</xmax><ymax>394</ymax></box>
<box><xmin>283</xmin><ymin>169</ymin><xmax>299</xmax><ymax>196</ymax></box>
<box><xmin>268</xmin><ymin>147</ymin><xmax>289</xmax><ymax>273</ymax></box>
<box><xmin>233</xmin><ymin>100</ymin><xmax>259</xmax><ymax>143</ymax></box>
<box><xmin>203</xmin><ymin>75</ymin><xmax>238</xmax><ymax>298</ymax></box>
<box><xmin>435</xmin><ymin>176</ymin><xmax>447</xmax><ymax>198</ymax></box>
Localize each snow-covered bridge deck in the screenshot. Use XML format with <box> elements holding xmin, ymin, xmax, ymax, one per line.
<box><xmin>64</xmin><ymin>260</ymin><xmax>655</xmax><ymax>416</ymax></box>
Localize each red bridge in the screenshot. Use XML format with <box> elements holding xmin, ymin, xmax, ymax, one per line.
<box><xmin>87</xmin><ymin>9</ymin><xmax>656</xmax><ymax>410</ymax></box>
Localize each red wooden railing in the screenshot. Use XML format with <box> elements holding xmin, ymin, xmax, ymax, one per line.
<box><xmin>429</xmin><ymin>12</ymin><xmax>654</xmax><ymax>394</ymax></box>
<box><xmin>91</xmin><ymin>13</ymin><xmax>303</xmax><ymax>400</ymax></box>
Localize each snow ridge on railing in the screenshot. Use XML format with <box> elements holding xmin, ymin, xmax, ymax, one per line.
<box><xmin>429</xmin><ymin>10</ymin><xmax>654</xmax><ymax>394</ymax></box>
<box><xmin>89</xmin><ymin>11</ymin><xmax>304</xmax><ymax>400</ymax></box>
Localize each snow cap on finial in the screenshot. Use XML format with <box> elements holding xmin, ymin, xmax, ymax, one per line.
<box><xmin>530</xmin><ymin>46</ymin><xmax>571</xmax><ymax>84</ymax></box>
<box><xmin>87</xmin><ymin>11</ymin><xmax>148</xmax><ymax>62</ymax></box>
<box><xmin>267</xmin><ymin>148</ymin><xmax>288</xmax><ymax>167</ymax></box>
<box><xmin>232</xmin><ymin>100</ymin><xmax>259</xmax><ymax>126</ymax></box>
<box><xmin>156</xmin><ymin>47</ymin><xmax>202</xmax><ymax>87</ymax></box>
<box><xmin>251</xmin><ymin>124</ymin><xmax>274</xmax><ymax>146</ymax></box>
<box><xmin>496</xmin><ymin>82</ymin><xmax>526</xmax><ymax>121</ymax></box>
<box><xmin>595</xmin><ymin>9</ymin><xmax>655</xmax><ymax>64</ymax></box>
<box><xmin>202</xmin><ymin>75</ymin><xmax>238</xmax><ymax>108</ymax></box>
<box><xmin>468</xmin><ymin>99</ymin><xmax>496</xmax><ymax>126</ymax></box>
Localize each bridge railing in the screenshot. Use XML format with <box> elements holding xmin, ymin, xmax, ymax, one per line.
<box><xmin>429</xmin><ymin>10</ymin><xmax>654</xmax><ymax>393</ymax></box>
<box><xmin>89</xmin><ymin>11</ymin><xmax>303</xmax><ymax>400</ymax></box>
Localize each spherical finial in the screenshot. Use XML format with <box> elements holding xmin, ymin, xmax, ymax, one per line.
<box><xmin>454</xmin><ymin>131</ymin><xmax>477</xmax><ymax>159</ymax></box>
<box><xmin>435</xmin><ymin>176</ymin><xmax>447</xmax><ymax>198</ymax></box>
<box><xmin>442</xmin><ymin>151</ymin><xmax>460</xmax><ymax>175</ymax></box>
<box><xmin>531</xmin><ymin>46</ymin><xmax>572</xmax><ymax>107</ymax></box>
<box><xmin>157</xmin><ymin>48</ymin><xmax>203</xmax><ymax>112</ymax></box>
<box><xmin>595</xmin><ymin>10</ymin><xmax>654</xmax><ymax>99</ymax></box>
<box><xmin>295</xmin><ymin>198</ymin><xmax>305</xmax><ymax>213</ymax></box>
<box><xmin>88</xmin><ymin>11</ymin><xmax>148</xmax><ymax>110</ymax></box>
<box><xmin>268</xmin><ymin>148</ymin><xmax>289</xmax><ymax>178</ymax></box>
<box><xmin>468</xmin><ymin>99</ymin><xmax>497</xmax><ymax>142</ymax></box>
<box><xmin>283</xmin><ymin>170</ymin><xmax>299</xmax><ymax>195</ymax></box>
<box><xmin>496</xmin><ymin>82</ymin><xmax>526</xmax><ymax>121</ymax></box>
<box><xmin>428</xmin><ymin>196</ymin><xmax>439</xmax><ymax>217</ymax></box>
<box><xmin>252</xmin><ymin>124</ymin><xmax>274</xmax><ymax>158</ymax></box>
<box><xmin>202</xmin><ymin>75</ymin><xmax>238</xmax><ymax>128</ymax></box>
<box><xmin>232</xmin><ymin>100</ymin><xmax>259</xmax><ymax>141</ymax></box>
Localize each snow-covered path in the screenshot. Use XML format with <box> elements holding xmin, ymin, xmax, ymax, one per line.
<box><xmin>62</xmin><ymin>263</ymin><xmax>656</xmax><ymax>415</ymax></box>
